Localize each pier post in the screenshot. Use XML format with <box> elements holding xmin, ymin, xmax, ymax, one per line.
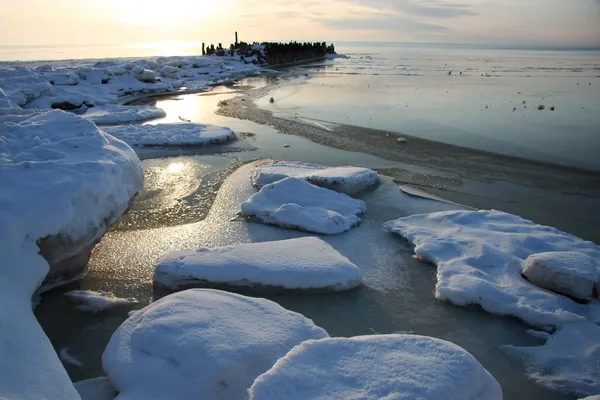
<box><xmin>202</xmin><ymin>43</ymin><xmax>205</xmax><ymax>55</ymax></box>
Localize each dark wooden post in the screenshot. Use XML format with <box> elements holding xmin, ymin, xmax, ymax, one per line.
<box><xmin>202</xmin><ymin>43</ymin><xmax>205</xmax><ymax>55</ymax></box>
<box><xmin>235</xmin><ymin>31</ymin><xmax>238</xmax><ymax>45</ymax></box>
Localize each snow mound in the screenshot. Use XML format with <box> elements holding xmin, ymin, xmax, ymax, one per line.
<box><xmin>82</xmin><ymin>105</ymin><xmax>166</xmax><ymax>125</ymax></box>
<box><xmin>65</xmin><ymin>290</ymin><xmax>138</xmax><ymax>312</ymax></box>
<box><xmin>133</xmin><ymin>67</ymin><xmax>156</xmax><ymax>83</ymax></box>
<box><xmin>503</xmin><ymin>322</ymin><xmax>600</xmax><ymax>397</ymax></box>
<box><xmin>384</xmin><ymin>210</ymin><xmax>600</xmax><ymax>327</ymax></box>
<box><xmin>522</xmin><ymin>252</ymin><xmax>599</xmax><ymax>300</ymax></box>
<box><xmin>102</xmin><ymin>123</ymin><xmax>235</xmax><ymax>147</ymax></box>
<box><xmin>155</xmin><ymin>237</ymin><xmax>362</xmax><ymax>290</ymax></box>
<box><xmin>0</xmin><ymin>110</ymin><xmax>142</xmax><ymax>399</ymax></box>
<box><xmin>253</xmin><ymin>161</ymin><xmax>379</xmax><ymax>196</ymax></box>
<box><xmin>249</xmin><ymin>334</ymin><xmax>502</xmax><ymax>400</ymax></box>
<box><xmin>75</xmin><ymin>378</ymin><xmax>117</xmax><ymax>400</ymax></box>
<box><xmin>159</xmin><ymin>65</ymin><xmax>179</xmax><ymax>79</ymax></box>
<box><xmin>241</xmin><ymin>177</ymin><xmax>367</xmax><ymax>234</ymax></box>
<box><xmin>102</xmin><ymin>289</ymin><xmax>328</xmax><ymax>400</ymax></box>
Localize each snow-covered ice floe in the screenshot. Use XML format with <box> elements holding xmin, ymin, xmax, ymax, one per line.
<box><xmin>249</xmin><ymin>334</ymin><xmax>502</xmax><ymax>400</ymax></box>
<box><xmin>503</xmin><ymin>322</ymin><xmax>600</xmax><ymax>397</ymax></box>
<box><xmin>102</xmin><ymin>123</ymin><xmax>235</xmax><ymax>147</ymax></box>
<box><xmin>252</xmin><ymin>161</ymin><xmax>379</xmax><ymax>196</ymax></box>
<box><xmin>241</xmin><ymin>177</ymin><xmax>367</xmax><ymax>234</ymax></box>
<box><xmin>522</xmin><ymin>252</ymin><xmax>599</xmax><ymax>300</ymax></box>
<box><xmin>74</xmin><ymin>378</ymin><xmax>117</xmax><ymax>400</ymax></box>
<box><xmin>384</xmin><ymin>210</ymin><xmax>600</xmax><ymax>327</ymax></box>
<box><xmin>102</xmin><ymin>289</ymin><xmax>328</xmax><ymax>400</ymax></box>
<box><xmin>65</xmin><ymin>290</ymin><xmax>138</xmax><ymax>312</ymax></box>
<box><xmin>0</xmin><ymin>54</ymin><xmax>266</xmax><ymax>113</ymax></box>
<box><xmin>155</xmin><ymin>237</ymin><xmax>362</xmax><ymax>291</ymax></box>
<box><xmin>0</xmin><ymin>110</ymin><xmax>142</xmax><ymax>399</ymax></box>
<box><xmin>82</xmin><ymin>105</ymin><xmax>166</xmax><ymax>125</ymax></box>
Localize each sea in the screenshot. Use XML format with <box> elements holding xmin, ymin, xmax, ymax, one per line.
<box><xmin>3</xmin><ymin>40</ymin><xmax>598</xmax><ymax>170</ymax></box>
<box><xmin>8</xmin><ymin>41</ymin><xmax>598</xmax><ymax>399</ymax></box>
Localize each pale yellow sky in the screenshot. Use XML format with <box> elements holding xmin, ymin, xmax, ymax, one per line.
<box><xmin>1</xmin><ymin>0</ymin><xmax>599</xmax><ymax>46</ymax></box>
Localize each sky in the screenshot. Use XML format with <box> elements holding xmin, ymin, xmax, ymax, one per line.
<box><xmin>0</xmin><ymin>0</ymin><xmax>599</xmax><ymax>47</ymax></box>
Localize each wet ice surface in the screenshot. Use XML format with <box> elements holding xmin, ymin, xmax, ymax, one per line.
<box><xmin>35</xmin><ymin>87</ymin><xmax>588</xmax><ymax>399</ymax></box>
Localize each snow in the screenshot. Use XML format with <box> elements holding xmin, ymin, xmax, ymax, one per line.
<box><xmin>580</xmin><ymin>397</ymin><xmax>600</xmax><ymax>400</ymax></box>
<box><xmin>241</xmin><ymin>177</ymin><xmax>367</xmax><ymax>234</ymax></box>
<box><xmin>526</xmin><ymin>330</ymin><xmax>551</xmax><ymax>340</ymax></box>
<box><xmin>102</xmin><ymin>123</ymin><xmax>235</xmax><ymax>147</ymax></box>
<box><xmin>249</xmin><ymin>334</ymin><xmax>502</xmax><ymax>400</ymax></box>
<box><xmin>384</xmin><ymin>210</ymin><xmax>600</xmax><ymax>327</ymax></box>
<box><xmin>252</xmin><ymin>161</ymin><xmax>379</xmax><ymax>196</ymax></box>
<box><xmin>65</xmin><ymin>290</ymin><xmax>138</xmax><ymax>312</ymax></box>
<box><xmin>0</xmin><ymin>54</ymin><xmax>267</xmax><ymax>112</ymax></box>
<box><xmin>0</xmin><ymin>110</ymin><xmax>143</xmax><ymax>399</ymax></box>
<box><xmin>74</xmin><ymin>378</ymin><xmax>117</xmax><ymax>400</ymax></box>
<box><xmin>82</xmin><ymin>105</ymin><xmax>166</xmax><ymax>125</ymax></box>
<box><xmin>522</xmin><ymin>252</ymin><xmax>599</xmax><ymax>300</ymax></box>
<box><xmin>102</xmin><ymin>289</ymin><xmax>328</xmax><ymax>400</ymax></box>
<box><xmin>503</xmin><ymin>322</ymin><xmax>600</xmax><ymax>397</ymax></box>
<box><xmin>155</xmin><ymin>237</ymin><xmax>362</xmax><ymax>290</ymax></box>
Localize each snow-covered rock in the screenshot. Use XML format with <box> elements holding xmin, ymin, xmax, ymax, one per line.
<box><xmin>503</xmin><ymin>322</ymin><xmax>600</xmax><ymax>397</ymax></box>
<box><xmin>75</xmin><ymin>378</ymin><xmax>117</xmax><ymax>400</ymax></box>
<box><xmin>65</xmin><ymin>290</ymin><xmax>138</xmax><ymax>312</ymax></box>
<box><xmin>249</xmin><ymin>334</ymin><xmax>502</xmax><ymax>400</ymax></box>
<box><xmin>384</xmin><ymin>210</ymin><xmax>600</xmax><ymax>327</ymax></box>
<box><xmin>102</xmin><ymin>123</ymin><xmax>235</xmax><ymax>147</ymax></box>
<box><xmin>522</xmin><ymin>252</ymin><xmax>599</xmax><ymax>300</ymax></box>
<box><xmin>102</xmin><ymin>289</ymin><xmax>328</xmax><ymax>400</ymax></box>
<box><xmin>155</xmin><ymin>237</ymin><xmax>362</xmax><ymax>290</ymax></box>
<box><xmin>241</xmin><ymin>177</ymin><xmax>367</xmax><ymax>234</ymax></box>
<box><xmin>132</xmin><ymin>67</ymin><xmax>156</xmax><ymax>83</ymax></box>
<box><xmin>82</xmin><ymin>105</ymin><xmax>166</xmax><ymax>125</ymax></box>
<box><xmin>252</xmin><ymin>161</ymin><xmax>379</xmax><ymax>196</ymax></box>
<box><xmin>159</xmin><ymin>65</ymin><xmax>179</xmax><ymax>79</ymax></box>
<box><xmin>0</xmin><ymin>110</ymin><xmax>142</xmax><ymax>399</ymax></box>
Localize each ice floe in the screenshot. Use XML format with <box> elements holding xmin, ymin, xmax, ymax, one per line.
<box><xmin>102</xmin><ymin>289</ymin><xmax>328</xmax><ymax>400</ymax></box>
<box><xmin>252</xmin><ymin>161</ymin><xmax>379</xmax><ymax>196</ymax></box>
<box><xmin>503</xmin><ymin>322</ymin><xmax>600</xmax><ymax>397</ymax></box>
<box><xmin>241</xmin><ymin>177</ymin><xmax>367</xmax><ymax>234</ymax></box>
<box><xmin>384</xmin><ymin>210</ymin><xmax>600</xmax><ymax>327</ymax></box>
<box><xmin>102</xmin><ymin>123</ymin><xmax>235</xmax><ymax>147</ymax></box>
<box><xmin>82</xmin><ymin>105</ymin><xmax>166</xmax><ymax>125</ymax></box>
<box><xmin>0</xmin><ymin>110</ymin><xmax>142</xmax><ymax>399</ymax></box>
<box><xmin>74</xmin><ymin>378</ymin><xmax>117</xmax><ymax>400</ymax></box>
<box><xmin>155</xmin><ymin>237</ymin><xmax>362</xmax><ymax>290</ymax></box>
<box><xmin>0</xmin><ymin>54</ymin><xmax>266</xmax><ymax>113</ymax></box>
<box><xmin>65</xmin><ymin>290</ymin><xmax>138</xmax><ymax>312</ymax></box>
<box><xmin>249</xmin><ymin>334</ymin><xmax>502</xmax><ymax>400</ymax></box>
<box><xmin>522</xmin><ymin>252</ymin><xmax>599</xmax><ymax>300</ymax></box>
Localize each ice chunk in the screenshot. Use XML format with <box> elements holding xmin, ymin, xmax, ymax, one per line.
<box><xmin>503</xmin><ymin>322</ymin><xmax>600</xmax><ymax>397</ymax></box>
<box><xmin>133</xmin><ymin>67</ymin><xmax>156</xmax><ymax>83</ymax></box>
<box><xmin>522</xmin><ymin>252</ymin><xmax>599</xmax><ymax>300</ymax></box>
<box><xmin>65</xmin><ymin>290</ymin><xmax>138</xmax><ymax>312</ymax></box>
<box><xmin>253</xmin><ymin>161</ymin><xmax>379</xmax><ymax>196</ymax></box>
<box><xmin>155</xmin><ymin>237</ymin><xmax>362</xmax><ymax>290</ymax></box>
<box><xmin>102</xmin><ymin>123</ymin><xmax>235</xmax><ymax>147</ymax></box>
<box><xmin>82</xmin><ymin>105</ymin><xmax>166</xmax><ymax>125</ymax></box>
<box><xmin>0</xmin><ymin>110</ymin><xmax>142</xmax><ymax>399</ymax></box>
<box><xmin>249</xmin><ymin>334</ymin><xmax>502</xmax><ymax>400</ymax></box>
<box><xmin>384</xmin><ymin>210</ymin><xmax>600</xmax><ymax>327</ymax></box>
<box><xmin>102</xmin><ymin>289</ymin><xmax>328</xmax><ymax>400</ymax></box>
<box><xmin>159</xmin><ymin>65</ymin><xmax>179</xmax><ymax>79</ymax></box>
<box><xmin>241</xmin><ymin>177</ymin><xmax>367</xmax><ymax>234</ymax></box>
<box><xmin>74</xmin><ymin>378</ymin><xmax>117</xmax><ymax>400</ymax></box>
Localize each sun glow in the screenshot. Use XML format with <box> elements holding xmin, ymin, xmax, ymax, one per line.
<box><xmin>105</xmin><ymin>0</ymin><xmax>227</xmax><ymax>27</ymax></box>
